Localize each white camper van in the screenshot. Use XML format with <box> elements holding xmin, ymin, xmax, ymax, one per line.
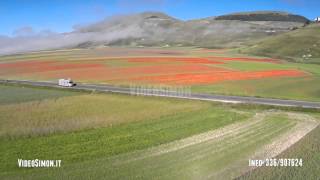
<box><xmin>58</xmin><ymin>79</ymin><xmax>76</xmax><ymax>87</ymax></box>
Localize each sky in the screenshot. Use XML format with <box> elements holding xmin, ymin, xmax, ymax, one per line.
<box><xmin>0</xmin><ymin>0</ymin><xmax>319</xmax><ymax>36</ymax></box>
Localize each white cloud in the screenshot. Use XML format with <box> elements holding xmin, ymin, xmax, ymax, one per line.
<box><xmin>0</xmin><ymin>14</ymin><xmax>147</xmax><ymax>55</ymax></box>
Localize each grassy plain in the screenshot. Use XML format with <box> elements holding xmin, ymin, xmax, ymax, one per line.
<box><xmin>1</xmin><ymin>84</ymin><xmax>319</xmax><ymax>179</ymax></box>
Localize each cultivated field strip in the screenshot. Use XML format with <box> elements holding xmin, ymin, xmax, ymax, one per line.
<box><xmin>20</xmin><ymin>111</ymin><xmax>318</xmax><ymax>180</ymax></box>
<box><xmin>251</xmin><ymin>112</ymin><xmax>319</xmax><ymax>159</ymax></box>
<box><xmin>208</xmin><ymin>112</ymin><xmax>319</xmax><ymax>179</ymax></box>
<box><xmin>114</xmin><ymin>111</ymin><xmax>277</xmax><ymax>163</ymax></box>
<box><xmin>0</xmin><ymin>94</ymin><xmax>206</xmax><ymax>137</ymax></box>
<box><xmin>105</xmin><ymin>111</ymin><xmax>317</xmax><ymax>180</ymax></box>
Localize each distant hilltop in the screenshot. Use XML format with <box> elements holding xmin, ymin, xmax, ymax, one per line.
<box><xmin>71</xmin><ymin>11</ymin><xmax>310</xmax><ymax>49</ymax></box>
<box><xmin>215</xmin><ymin>11</ymin><xmax>310</xmax><ymax>23</ymax></box>
<box><xmin>0</xmin><ymin>11</ymin><xmax>313</xmax><ymax>55</ymax></box>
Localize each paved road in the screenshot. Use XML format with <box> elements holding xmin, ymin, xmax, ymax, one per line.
<box><xmin>1</xmin><ymin>79</ymin><xmax>320</xmax><ymax>109</ymax></box>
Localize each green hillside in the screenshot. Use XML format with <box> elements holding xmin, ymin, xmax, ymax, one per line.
<box><xmin>243</xmin><ymin>24</ymin><xmax>320</xmax><ymax>64</ymax></box>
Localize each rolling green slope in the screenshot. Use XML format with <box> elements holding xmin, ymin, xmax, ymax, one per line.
<box><xmin>243</xmin><ymin>24</ymin><xmax>320</xmax><ymax>63</ymax></box>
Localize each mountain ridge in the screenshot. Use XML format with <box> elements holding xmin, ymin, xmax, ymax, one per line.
<box><xmin>73</xmin><ymin>11</ymin><xmax>308</xmax><ymax>48</ymax></box>
<box><xmin>215</xmin><ymin>11</ymin><xmax>309</xmax><ymax>23</ymax></box>
<box><xmin>0</xmin><ymin>11</ymin><xmax>311</xmax><ymax>55</ymax></box>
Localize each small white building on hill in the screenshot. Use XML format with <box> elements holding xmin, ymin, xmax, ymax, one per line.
<box><xmin>315</xmin><ymin>17</ymin><xmax>320</xmax><ymax>22</ymax></box>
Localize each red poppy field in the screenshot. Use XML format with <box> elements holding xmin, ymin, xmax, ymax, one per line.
<box><xmin>0</xmin><ymin>48</ymin><xmax>308</xmax><ymax>86</ymax></box>
<box><xmin>2</xmin><ymin>47</ymin><xmax>320</xmax><ymax>101</ymax></box>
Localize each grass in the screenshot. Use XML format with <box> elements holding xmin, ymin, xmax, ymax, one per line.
<box><xmin>0</xmin><ymin>84</ymin><xmax>81</xmax><ymax>105</ymax></box>
<box><xmin>193</xmin><ymin>76</ymin><xmax>320</xmax><ymax>102</ymax></box>
<box><xmin>214</xmin><ymin>61</ymin><xmax>294</xmax><ymax>71</ymax></box>
<box><xmin>0</xmin><ymin>84</ymin><xmax>319</xmax><ymax>179</ymax></box>
<box><xmin>239</xmin><ymin>124</ymin><xmax>320</xmax><ymax>180</ymax></box>
<box><xmin>1</xmin><ymin>111</ymin><xmax>299</xmax><ymax>179</ymax></box>
<box><xmin>194</xmin><ymin>60</ymin><xmax>320</xmax><ymax>101</ymax></box>
<box><xmin>0</xmin><ymin>101</ymin><xmax>251</xmax><ymax>177</ymax></box>
<box><xmin>213</xmin><ymin>58</ymin><xmax>320</xmax><ymax>75</ymax></box>
<box><xmin>0</xmin><ymin>87</ymin><xmax>208</xmax><ymax>137</ymax></box>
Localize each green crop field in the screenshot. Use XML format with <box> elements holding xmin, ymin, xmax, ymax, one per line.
<box><xmin>193</xmin><ymin>61</ymin><xmax>320</xmax><ymax>101</ymax></box>
<box><xmin>192</xmin><ymin>76</ymin><xmax>320</xmax><ymax>102</ymax></box>
<box><xmin>1</xmin><ymin>84</ymin><xmax>319</xmax><ymax>179</ymax></box>
<box><xmin>0</xmin><ymin>84</ymin><xmax>81</xmax><ymax>105</ymax></box>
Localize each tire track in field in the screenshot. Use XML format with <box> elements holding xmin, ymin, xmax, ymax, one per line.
<box><xmin>249</xmin><ymin>112</ymin><xmax>319</xmax><ymax>161</ymax></box>
<box><xmin>209</xmin><ymin>112</ymin><xmax>319</xmax><ymax>179</ymax></box>
<box><xmin>111</xmin><ymin>110</ymin><xmax>279</xmax><ymax>165</ymax></box>
<box><xmin>113</xmin><ymin>110</ymin><xmax>318</xmax><ymax>169</ymax></box>
<box><xmin>133</xmin><ymin>111</ymin><xmax>284</xmax><ymax>159</ymax></box>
